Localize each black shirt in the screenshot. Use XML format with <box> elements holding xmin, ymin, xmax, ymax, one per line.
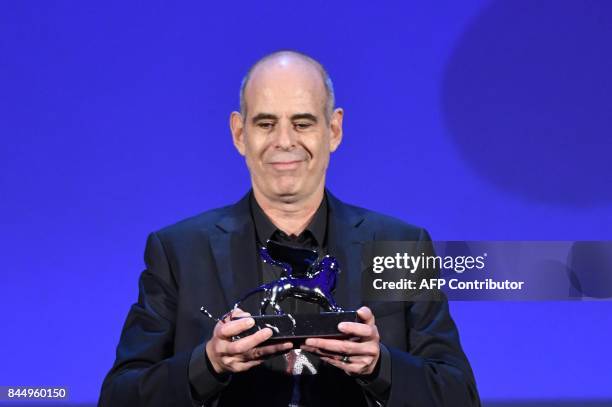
<box><xmin>249</xmin><ymin>192</ymin><xmax>328</xmax><ymax>315</ymax></box>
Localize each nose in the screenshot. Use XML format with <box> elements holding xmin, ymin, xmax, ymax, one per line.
<box><xmin>273</xmin><ymin>120</ymin><xmax>297</xmax><ymax>150</ymax></box>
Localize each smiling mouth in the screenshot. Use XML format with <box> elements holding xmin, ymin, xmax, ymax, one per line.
<box><xmin>268</xmin><ymin>160</ymin><xmax>304</xmax><ymax>170</ymax></box>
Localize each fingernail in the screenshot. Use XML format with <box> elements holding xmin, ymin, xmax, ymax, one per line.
<box><xmin>338</xmin><ymin>322</ymin><xmax>347</xmax><ymax>330</ymax></box>
<box><xmin>305</xmin><ymin>338</ymin><xmax>315</xmax><ymax>346</ymax></box>
<box><xmin>246</xmin><ymin>318</ymin><xmax>255</xmax><ymax>327</ymax></box>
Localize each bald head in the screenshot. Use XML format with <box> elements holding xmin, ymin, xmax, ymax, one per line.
<box><xmin>239</xmin><ymin>51</ymin><xmax>335</xmax><ymax>121</ymax></box>
<box><xmin>229</xmin><ymin>50</ymin><xmax>344</xmax><ymax>209</ymax></box>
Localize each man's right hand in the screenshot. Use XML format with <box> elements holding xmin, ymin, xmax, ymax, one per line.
<box><xmin>205</xmin><ymin>308</ymin><xmax>293</xmax><ymax>374</ymax></box>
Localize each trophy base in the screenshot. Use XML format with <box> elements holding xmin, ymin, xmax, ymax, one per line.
<box><xmin>233</xmin><ymin>311</ymin><xmax>358</xmax><ymax>343</ymax></box>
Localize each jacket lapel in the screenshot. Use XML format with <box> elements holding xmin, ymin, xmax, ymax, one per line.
<box><xmin>209</xmin><ymin>192</ymin><xmax>261</xmax><ymax>313</ymax></box>
<box><xmin>326</xmin><ymin>190</ymin><xmax>374</xmax><ymax>310</ymax></box>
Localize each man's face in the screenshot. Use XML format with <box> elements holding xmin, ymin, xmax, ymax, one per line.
<box><xmin>231</xmin><ymin>59</ymin><xmax>343</xmax><ymax>204</ymax></box>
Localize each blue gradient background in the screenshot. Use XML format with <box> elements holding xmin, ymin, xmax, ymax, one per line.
<box><xmin>1</xmin><ymin>1</ymin><xmax>611</xmax><ymax>404</ymax></box>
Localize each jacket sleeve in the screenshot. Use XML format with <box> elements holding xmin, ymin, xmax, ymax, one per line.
<box><xmin>98</xmin><ymin>232</ymin><xmax>224</xmax><ymax>407</ymax></box>
<box><xmin>386</xmin><ymin>228</ymin><xmax>481</xmax><ymax>407</ymax></box>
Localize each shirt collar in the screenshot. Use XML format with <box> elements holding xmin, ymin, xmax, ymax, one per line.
<box><xmin>249</xmin><ymin>191</ymin><xmax>328</xmax><ymax>247</ymax></box>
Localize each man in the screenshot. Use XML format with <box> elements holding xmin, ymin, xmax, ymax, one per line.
<box><xmin>99</xmin><ymin>50</ymin><xmax>480</xmax><ymax>406</ymax></box>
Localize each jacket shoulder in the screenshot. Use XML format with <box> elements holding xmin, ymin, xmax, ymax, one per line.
<box><xmin>340</xmin><ymin>201</ymin><xmax>430</xmax><ymax>241</ymax></box>
<box><xmin>152</xmin><ymin>203</ymin><xmax>234</xmax><ymax>243</ymax></box>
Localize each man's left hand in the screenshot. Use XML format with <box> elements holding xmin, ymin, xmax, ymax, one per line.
<box><xmin>300</xmin><ymin>306</ymin><xmax>380</xmax><ymax>376</ymax></box>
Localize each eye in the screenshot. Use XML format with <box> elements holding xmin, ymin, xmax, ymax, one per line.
<box><xmin>294</xmin><ymin>122</ymin><xmax>313</xmax><ymax>130</ymax></box>
<box><xmin>257</xmin><ymin>121</ymin><xmax>274</xmax><ymax>130</ymax></box>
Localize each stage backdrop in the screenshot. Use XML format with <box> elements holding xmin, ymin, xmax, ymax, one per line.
<box><xmin>1</xmin><ymin>1</ymin><xmax>611</xmax><ymax>404</ymax></box>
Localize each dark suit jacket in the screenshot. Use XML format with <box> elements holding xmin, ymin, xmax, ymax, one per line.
<box><xmin>99</xmin><ymin>190</ymin><xmax>480</xmax><ymax>407</ymax></box>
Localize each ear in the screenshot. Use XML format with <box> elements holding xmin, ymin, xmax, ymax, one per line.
<box><xmin>329</xmin><ymin>108</ymin><xmax>343</xmax><ymax>152</ymax></box>
<box><xmin>230</xmin><ymin>111</ymin><xmax>246</xmax><ymax>156</ymax></box>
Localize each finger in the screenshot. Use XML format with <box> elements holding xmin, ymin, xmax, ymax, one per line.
<box><xmin>230</xmin><ymin>308</ymin><xmax>251</xmax><ymax>318</ymax></box>
<box><xmin>337</xmin><ymin>321</ymin><xmax>374</xmax><ymax>338</ymax></box>
<box><xmin>304</xmin><ymin>338</ymin><xmax>362</xmax><ymax>355</ymax></box>
<box><xmin>218</xmin><ymin>317</ymin><xmax>255</xmax><ymax>339</ymax></box>
<box><xmin>226</xmin><ymin>328</ymin><xmax>273</xmax><ymax>354</ymax></box>
<box><xmin>300</xmin><ymin>344</ymin><xmax>343</xmax><ymax>358</ymax></box>
<box><xmin>308</xmin><ymin>338</ymin><xmax>379</xmax><ymax>357</ymax></box>
<box><xmin>320</xmin><ymin>356</ymin><xmax>369</xmax><ymax>375</ymax></box>
<box><xmin>357</xmin><ymin>306</ymin><xmax>375</xmax><ymax>325</ymax></box>
<box><xmin>249</xmin><ymin>341</ymin><xmax>293</xmax><ymax>360</ymax></box>
<box><xmin>301</xmin><ymin>344</ymin><xmax>374</xmax><ymax>364</ymax></box>
<box><xmin>222</xmin><ymin>308</ymin><xmax>251</xmax><ymax>322</ymax></box>
<box><xmin>220</xmin><ymin>308</ymin><xmax>251</xmax><ymax>323</ymax></box>
<box><xmin>315</xmin><ymin>352</ymin><xmax>371</xmax><ymax>364</ymax></box>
